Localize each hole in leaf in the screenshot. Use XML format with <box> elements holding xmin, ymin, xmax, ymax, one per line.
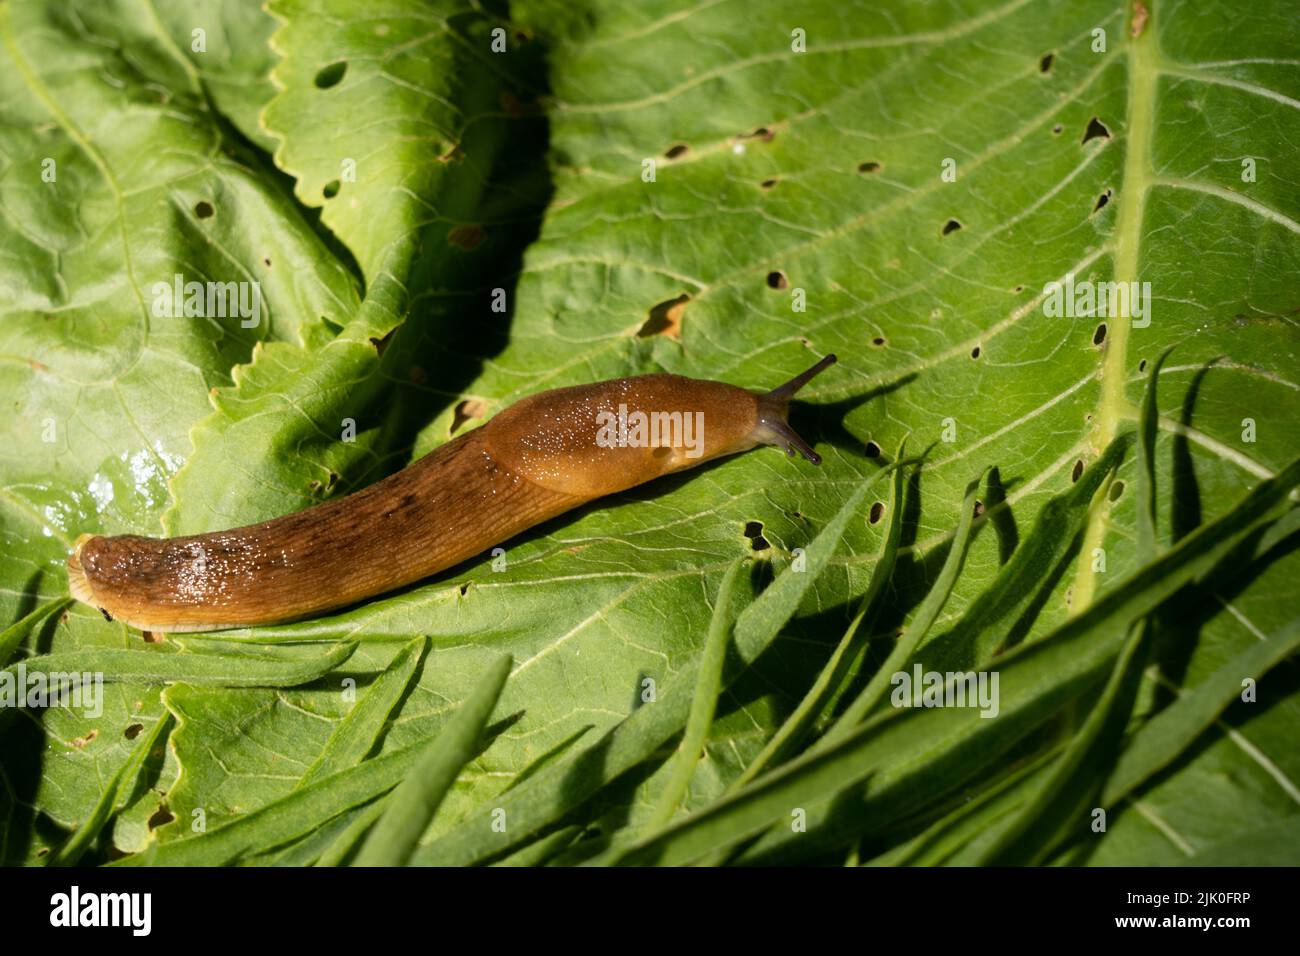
<box><xmin>1093</xmin><ymin>189</ymin><xmax>1113</xmax><ymax>213</ymax></box>
<box><xmin>369</xmin><ymin>329</ymin><xmax>394</xmax><ymax>355</ymax></box>
<box><xmin>194</xmin><ymin>200</ymin><xmax>214</xmax><ymax>219</ymax></box>
<box><xmin>147</xmin><ymin>804</ymin><xmax>175</xmax><ymax>831</ymax></box>
<box><xmin>459</xmin><ymin>582</ymin><xmax>471</xmax><ymax>596</ymax></box>
<box><xmin>263</xmin><ymin>256</ymin><xmax>272</xmax><ymax>267</ymax></box>
<box><xmin>760</xmin><ymin>178</ymin><xmax>778</xmax><ymax>189</ymax></box>
<box><xmin>864</xmin><ymin>440</ymin><xmax>881</xmax><ymax>458</ymax></box>
<box><xmin>639</xmin><ymin>293</ymin><xmax>689</xmax><ymax>338</ymax></box>
<box><xmin>1082</xmin><ymin>116</ymin><xmax>1111</xmax><ymax>144</ymax></box>
<box><xmin>1108</xmin><ymin>480</ymin><xmax>1126</xmax><ymax>502</ymax></box>
<box><xmin>741</xmin><ymin>126</ymin><xmax>775</xmax><ymax>142</ymax></box>
<box><xmin>942</xmin><ymin>219</ymin><xmax>963</xmax><ymax>235</ymax></box>
<box><xmin>857</xmin><ymin>161</ymin><xmax>881</xmax><ymax>173</ymax></box>
<box><xmin>971</xmin><ymin>346</ymin><xmax>982</xmax><ymax>359</ymax></box>
<box><xmin>973</xmin><ymin>499</ymin><xmax>985</xmax><ymax>518</ymax></box>
<box><xmin>451</xmin><ymin>398</ymin><xmax>488</xmax><ymax>434</ymax></box>
<box><xmin>664</xmin><ymin>143</ymin><xmax>689</xmax><ymax>159</ymax></box>
<box><xmin>1052</xmin><ymin>123</ymin><xmax>1064</xmax><ymax>136</ymax></box>
<box><xmin>1093</xmin><ymin>323</ymin><xmax>1107</xmax><ymax>346</ymax></box>
<box><xmin>868</xmin><ymin>502</ymin><xmax>885</xmax><ymax>524</ymax></box>
<box><xmin>1013</xmin><ymin>284</ymin><xmax>1025</xmax><ymax>293</ymax></box>
<box><xmin>1138</xmin><ymin>358</ymin><xmax>1148</xmax><ymax>372</ymax></box>
<box><xmin>323</xmin><ymin>180</ymin><xmax>340</xmax><ymax>199</ymax></box>
<box><xmin>766</xmin><ymin>270</ymin><xmax>788</xmax><ymax>290</ymax></box>
<box><xmin>872</xmin><ymin>336</ymin><xmax>887</xmax><ymax>347</ymax></box>
<box><xmin>1040</xmin><ymin>52</ymin><xmax>1055</xmax><ymax>73</ymax></box>
<box><xmin>743</xmin><ymin>520</ymin><xmax>770</xmax><ymax>551</ymax></box>
<box><xmin>314</xmin><ymin>61</ymin><xmax>347</xmax><ymax>89</ymax></box>
<box><xmin>1071</xmin><ymin>459</ymin><xmax>1084</xmax><ymax>482</ymax></box>
<box><xmin>124</xmin><ymin>723</ymin><xmax>144</xmax><ymax>740</ymax></box>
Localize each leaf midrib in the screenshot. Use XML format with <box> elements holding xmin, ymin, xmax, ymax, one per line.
<box><xmin>1072</xmin><ymin>4</ymin><xmax>1158</xmax><ymax>612</ymax></box>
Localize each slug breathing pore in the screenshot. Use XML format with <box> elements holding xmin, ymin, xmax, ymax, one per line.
<box><xmin>68</xmin><ymin>354</ymin><xmax>838</xmax><ymax>632</ymax></box>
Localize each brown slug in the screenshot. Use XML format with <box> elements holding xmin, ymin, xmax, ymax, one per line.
<box><xmin>67</xmin><ymin>354</ymin><xmax>838</xmax><ymax>632</ymax></box>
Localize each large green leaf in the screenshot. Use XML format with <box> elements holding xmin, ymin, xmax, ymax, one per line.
<box><xmin>2</xmin><ymin>0</ymin><xmax>1297</xmax><ymax>865</ymax></box>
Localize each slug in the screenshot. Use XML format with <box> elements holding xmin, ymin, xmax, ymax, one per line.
<box><xmin>67</xmin><ymin>354</ymin><xmax>838</xmax><ymax>632</ymax></box>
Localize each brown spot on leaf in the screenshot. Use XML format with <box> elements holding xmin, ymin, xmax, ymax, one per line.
<box><xmin>448</xmin><ymin>225</ymin><xmax>486</xmax><ymax>250</ymax></box>
<box><xmin>638</xmin><ymin>294</ymin><xmax>689</xmax><ymax>338</ymax></box>
<box><xmin>451</xmin><ymin>398</ymin><xmax>488</xmax><ymax>434</ymax></box>
<box><xmin>1130</xmin><ymin>1</ymin><xmax>1149</xmax><ymax>37</ymax></box>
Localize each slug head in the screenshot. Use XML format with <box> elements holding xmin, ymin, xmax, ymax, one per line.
<box><xmin>481</xmin><ymin>355</ymin><xmax>837</xmax><ymax>498</ymax></box>
<box><xmin>751</xmin><ymin>353</ymin><xmax>837</xmax><ymax>465</ymax></box>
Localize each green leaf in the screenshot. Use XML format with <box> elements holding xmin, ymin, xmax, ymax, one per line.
<box><xmin>115</xmin><ymin>740</ymin><xmax>423</xmax><ymax>866</ymax></box>
<box><xmin>733</xmin><ymin>446</ymin><xmax>910</xmax><ymax>791</ymax></box>
<box><xmin>412</xmin><ymin>469</ymin><xmax>888</xmax><ymax>865</ymax></box>
<box><xmin>975</xmin><ymin>348</ymin><xmax>1173</xmax><ymax>864</ymax></box>
<box><xmin>1102</xmin><ymin>614</ymin><xmax>1300</xmax><ymax>810</ymax></box>
<box><xmin>0</xmin><ymin>597</ymin><xmax>71</xmax><ymax>668</ymax></box>
<box><xmin>4</xmin><ymin>0</ymin><xmax>1299</xmax><ymax>865</ymax></box>
<box><xmin>610</xmin><ymin>460</ymin><xmax>1300</xmax><ymax>865</ymax></box>
<box><xmin>50</xmin><ymin>714</ymin><xmax>172</xmax><ymax>866</ymax></box>
<box><xmin>645</xmin><ymin>559</ymin><xmax>747</xmax><ymax>830</ymax></box>
<box><xmin>299</xmin><ymin>636</ymin><xmax>425</xmax><ymax>787</ymax></box>
<box><xmin>822</xmin><ymin>469</ymin><xmax>985</xmax><ymax>742</ymax></box>
<box><xmin>3</xmin><ymin>642</ymin><xmax>356</xmax><ymax>689</ymax></box>
<box><xmin>353</xmin><ymin>654</ymin><xmax>511</xmax><ymax>866</ymax></box>
<box><xmin>314</xmin><ymin>800</ymin><xmax>388</xmax><ymax>867</ymax></box>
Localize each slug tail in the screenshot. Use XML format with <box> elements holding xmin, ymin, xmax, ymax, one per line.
<box><xmin>754</xmin><ymin>354</ymin><xmax>837</xmax><ymax>465</ymax></box>
<box><xmin>67</xmin><ymin>534</ymin><xmax>99</xmax><ymax>607</ymax></box>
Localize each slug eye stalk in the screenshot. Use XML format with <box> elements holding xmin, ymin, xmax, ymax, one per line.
<box><xmin>755</xmin><ymin>353</ymin><xmax>837</xmax><ymax>464</ymax></box>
